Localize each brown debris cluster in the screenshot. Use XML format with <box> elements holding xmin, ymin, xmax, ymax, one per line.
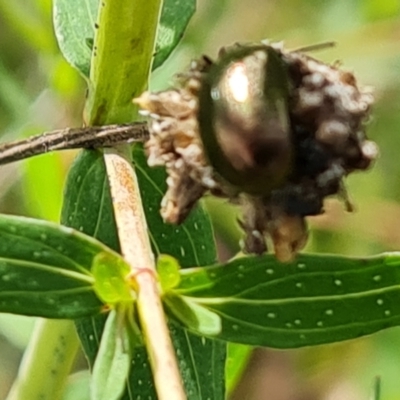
<box><xmin>134</xmin><ymin>42</ymin><xmax>378</xmax><ymax>262</ymax></box>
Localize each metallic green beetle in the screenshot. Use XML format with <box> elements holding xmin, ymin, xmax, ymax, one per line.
<box><xmin>197</xmin><ymin>44</ymin><xmax>292</xmax><ymax>195</ymax></box>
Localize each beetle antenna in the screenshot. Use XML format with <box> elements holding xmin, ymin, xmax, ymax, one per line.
<box><xmin>291</xmin><ymin>41</ymin><xmax>336</xmax><ymax>53</ymax></box>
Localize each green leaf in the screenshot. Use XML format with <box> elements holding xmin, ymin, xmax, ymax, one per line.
<box><xmin>173</xmin><ymin>253</ymin><xmax>400</xmax><ymax>348</ymax></box>
<box><xmin>53</xmin><ymin>0</ymin><xmax>97</xmax><ymax>78</ymax></box>
<box><xmin>60</xmin><ymin>150</ymin><xmax>120</xmax><ymax>251</ymax></box>
<box><xmin>61</xmin><ymin>149</ymin><xmax>119</xmax><ymax>361</ymax></box>
<box><xmin>91</xmin><ymin>309</ymin><xmax>131</xmax><ymax>400</ymax></box>
<box><xmin>53</xmin><ymin>0</ymin><xmax>195</xmax><ymax>79</ymax></box>
<box><xmin>157</xmin><ymin>254</ymin><xmax>181</xmax><ymax>292</ymax></box>
<box><xmin>0</xmin><ymin>213</ymin><xmax>122</xmax><ymax>318</ymax></box>
<box><xmin>165</xmin><ymin>293</ymin><xmax>221</xmax><ymax>336</ymax></box>
<box><xmin>152</xmin><ymin>0</ymin><xmax>196</xmax><ymax>70</ymax></box>
<box><xmin>92</xmin><ymin>252</ymin><xmax>132</xmax><ymax>305</ymax></box>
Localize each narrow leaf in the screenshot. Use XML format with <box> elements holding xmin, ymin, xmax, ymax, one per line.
<box><xmin>60</xmin><ymin>150</ymin><xmax>120</xmax><ymax>251</ymax></box>
<box><xmin>153</xmin><ymin>0</ymin><xmax>196</xmax><ymax>70</ymax></box>
<box><xmin>61</xmin><ymin>149</ymin><xmax>119</xmax><ymax>362</ymax></box>
<box><xmin>165</xmin><ymin>293</ymin><xmax>221</xmax><ymax>336</ymax></box>
<box><xmin>53</xmin><ymin>0</ymin><xmax>97</xmax><ymax>78</ymax></box>
<box><xmin>172</xmin><ymin>253</ymin><xmax>400</xmax><ymax>348</ymax></box>
<box><xmin>91</xmin><ymin>309</ymin><xmax>131</xmax><ymax>400</ymax></box>
<box><xmin>0</xmin><ymin>214</ymin><xmax>127</xmax><ymax>318</ymax></box>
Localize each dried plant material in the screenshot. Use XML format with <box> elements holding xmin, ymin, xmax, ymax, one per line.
<box><xmin>135</xmin><ymin>42</ymin><xmax>378</xmax><ymax>262</ymax></box>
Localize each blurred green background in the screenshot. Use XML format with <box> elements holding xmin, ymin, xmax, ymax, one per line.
<box><xmin>1</xmin><ymin>0</ymin><xmax>400</xmax><ymax>399</ymax></box>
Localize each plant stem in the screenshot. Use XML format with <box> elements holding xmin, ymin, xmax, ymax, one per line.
<box><xmin>6</xmin><ymin>319</ymin><xmax>79</xmax><ymax>400</ymax></box>
<box><xmin>104</xmin><ymin>146</ymin><xmax>187</xmax><ymax>400</ymax></box>
<box><xmin>86</xmin><ymin>0</ymin><xmax>186</xmax><ymax>398</ymax></box>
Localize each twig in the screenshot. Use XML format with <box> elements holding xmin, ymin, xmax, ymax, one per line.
<box><xmin>0</xmin><ymin>122</ymin><xmax>149</xmax><ymax>165</ymax></box>
<box><xmin>104</xmin><ymin>147</ymin><xmax>187</xmax><ymax>400</ymax></box>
